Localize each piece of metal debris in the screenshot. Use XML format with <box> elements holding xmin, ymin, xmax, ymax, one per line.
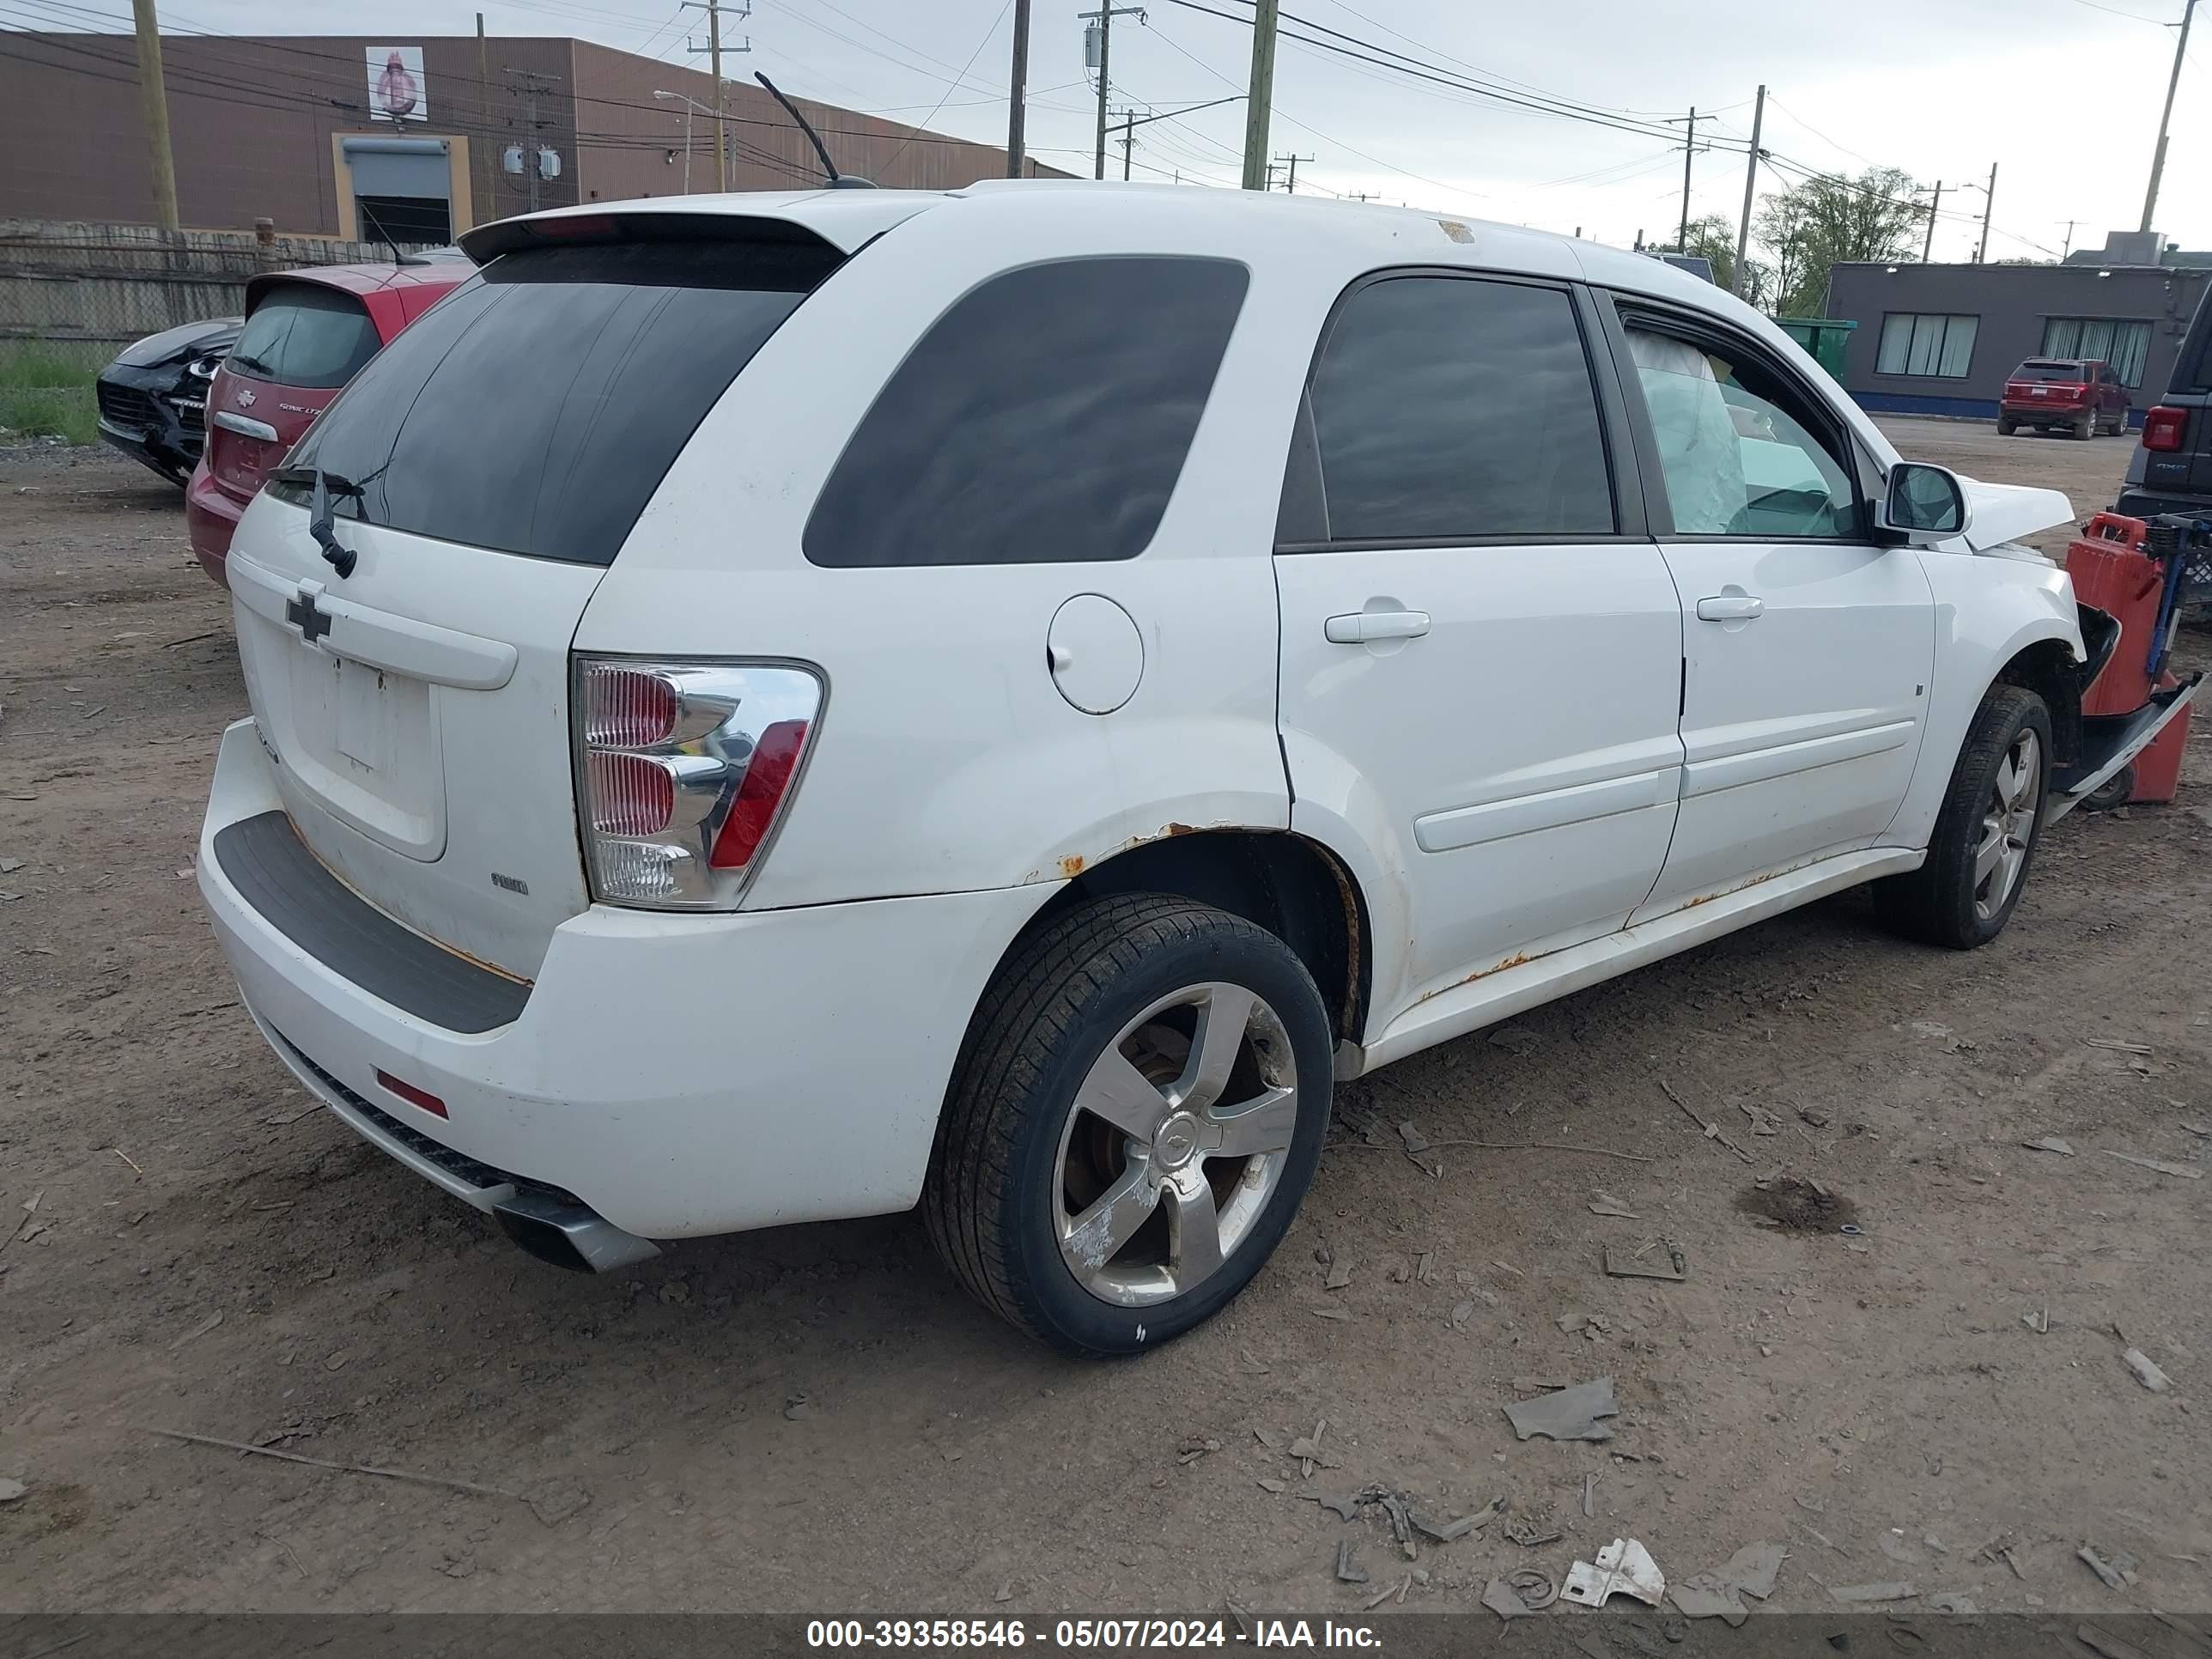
<box><xmin>2106</xmin><ymin>1150</ymin><xmax>2203</xmax><ymax>1180</ymax></box>
<box><xmin>2122</xmin><ymin>1348</ymin><xmax>2171</xmax><ymax>1392</ymax></box>
<box><xmin>0</xmin><ymin>1478</ymin><xmax>27</xmax><ymax>1504</ymax></box>
<box><xmin>1562</xmin><ymin>1538</ymin><xmax>1664</xmax><ymax>1607</ymax></box>
<box><xmin>1254</xmin><ymin>1426</ymin><xmax>1288</xmax><ymax>1452</ymax></box>
<box><xmin>1256</xmin><ymin>1478</ymin><xmax>1287</xmax><ymax>1494</ymax></box>
<box><xmin>1589</xmin><ymin>1192</ymin><xmax>1640</xmax><ymax>1218</ymax></box>
<box><xmin>1310</xmin><ymin>1492</ymin><xmax>1361</xmax><ymax>1522</ymax></box>
<box><xmin>1506</xmin><ymin>1516</ymin><xmax>1563</xmax><ymax>1547</ymax></box>
<box><xmin>1604</xmin><ymin>1243</ymin><xmax>1688</xmax><ymax>1282</ymax></box>
<box><xmin>1449</xmin><ymin>1299</ymin><xmax>1479</xmax><ymax>1331</ymax></box>
<box><xmin>1826</xmin><ymin>1582</ymin><xmax>1917</xmax><ymax>1603</ymax></box>
<box><xmin>1670</xmin><ymin>1540</ymin><xmax>1785</xmax><ymax>1626</ymax></box>
<box><xmin>2022</xmin><ymin>1307</ymin><xmax>2050</xmax><ymax>1335</ymax></box>
<box><xmin>1482</xmin><ymin>1577</ymin><xmax>1536</xmax><ymax>1621</ymax></box>
<box><xmin>2077</xmin><ymin>1623</ymin><xmax>2157</xmax><ymax>1659</ymax></box>
<box><xmin>1414</xmin><ymin>1499</ymin><xmax>1499</xmax><ymax>1543</ymax></box>
<box><xmin>1397</xmin><ymin>1121</ymin><xmax>1431</xmax><ymax>1156</ymax></box>
<box><xmin>2086</xmin><ymin>1037</ymin><xmax>2154</xmax><ymax>1055</ymax></box>
<box><xmin>1324</xmin><ymin>1260</ymin><xmax>1353</xmax><ymax>1291</ymax></box>
<box><xmin>2021</xmin><ymin>1136</ymin><xmax>2076</xmax><ymax>1157</ymax></box>
<box><xmin>1504</xmin><ymin>1376</ymin><xmax>1618</xmax><ymax>1443</ymax></box>
<box><xmin>2078</xmin><ymin>1545</ymin><xmax>2139</xmax><ymax>1590</ymax></box>
<box><xmin>1334</xmin><ymin>1539</ymin><xmax>1369</xmax><ymax>1584</ymax></box>
<box><xmin>1583</xmin><ymin>1473</ymin><xmax>1596</xmax><ymax>1518</ymax></box>
<box><xmin>1310</xmin><ymin>1307</ymin><xmax>1352</xmax><ymax>1322</ymax></box>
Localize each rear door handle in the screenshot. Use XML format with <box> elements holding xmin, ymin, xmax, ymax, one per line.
<box><xmin>1325</xmin><ymin>609</ymin><xmax>1431</xmax><ymax>644</ymax></box>
<box><xmin>1695</xmin><ymin>595</ymin><xmax>1765</xmax><ymax>623</ymax></box>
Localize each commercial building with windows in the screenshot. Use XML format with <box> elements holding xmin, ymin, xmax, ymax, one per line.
<box><xmin>0</xmin><ymin>30</ymin><xmax>1058</xmax><ymax>244</ymax></box>
<box><xmin>1826</xmin><ymin>232</ymin><xmax>2209</xmax><ymax>428</ymax></box>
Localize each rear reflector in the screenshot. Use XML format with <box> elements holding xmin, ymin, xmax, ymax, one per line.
<box><xmin>710</xmin><ymin>718</ymin><xmax>810</xmax><ymax>869</ymax></box>
<box><xmin>2142</xmin><ymin>406</ymin><xmax>2188</xmax><ymax>452</ymax></box>
<box><xmin>376</xmin><ymin>1069</ymin><xmax>449</xmax><ymax>1119</ymax></box>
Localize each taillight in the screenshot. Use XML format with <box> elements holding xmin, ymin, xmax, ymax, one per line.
<box><xmin>574</xmin><ymin>658</ymin><xmax>823</xmax><ymax>910</ymax></box>
<box><xmin>2142</xmin><ymin>406</ymin><xmax>2188</xmax><ymax>452</ymax></box>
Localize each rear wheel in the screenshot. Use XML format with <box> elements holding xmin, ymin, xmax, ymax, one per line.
<box><xmin>1873</xmin><ymin>685</ymin><xmax>2050</xmax><ymax>948</ymax></box>
<box><xmin>1996</xmin><ymin>416</ymin><xmax>2017</xmax><ymax>436</ymax></box>
<box><xmin>923</xmin><ymin>894</ymin><xmax>1331</xmax><ymax>1355</ymax></box>
<box><xmin>2075</xmin><ymin>408</ymin><xmax>2098</xmax><ymax>440</ymax></box>
<box><xmin>2081</xmin><ymin>764</ymin><xmax>2135</xmax><ymax>811</ymax></box>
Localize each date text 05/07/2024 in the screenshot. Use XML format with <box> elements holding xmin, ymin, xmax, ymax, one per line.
<box><xmin>805</xmin><ymin>1619</ymin><xmax>1383</xmax><ymax>1649</ymax></box>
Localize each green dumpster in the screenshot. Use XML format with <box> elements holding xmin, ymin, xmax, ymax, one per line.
<box><xmin>1778</xmin><ymin>317</ymin><xmax>1857</xmax><ymax>380</ymax></box>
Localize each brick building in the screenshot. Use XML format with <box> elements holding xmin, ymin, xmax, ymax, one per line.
<box><xmin>0</xmin><ymin>30</ymin><xmax>1060</xmax><ymax>243</ymax></box>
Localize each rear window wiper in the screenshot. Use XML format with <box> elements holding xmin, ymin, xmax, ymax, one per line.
<box><xmin>270</xmin><ymin>466</ymin><xmax>367</xmax><ymax>578</ymax></box>
<box><xmin>227</xmin><ymin>350</ymin><xmax>278</xmax><ymax>377</ymax></box>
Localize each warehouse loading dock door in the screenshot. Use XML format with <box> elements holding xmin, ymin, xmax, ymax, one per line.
<box><xmin>340</xmin><ymin>135</ymin><xmax>456</xmax><ymax>246</ymax></box>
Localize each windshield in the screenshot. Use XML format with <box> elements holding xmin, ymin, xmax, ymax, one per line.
<box><xmin>275</xmin><ymin>234</ymin><xmax>842</xmax><ymax>566</ymax></box>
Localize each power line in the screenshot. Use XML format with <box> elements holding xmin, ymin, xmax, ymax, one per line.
<box><xmin>881</xmin><ymin>0</ymin><xmax>1010</xmax><ymax>172</ymax></box>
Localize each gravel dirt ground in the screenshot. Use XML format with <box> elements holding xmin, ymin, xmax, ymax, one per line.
<box><xmin>2</xmin><ymin>421</ymin><xmax>2207</xmax><ymax>1626</ymax></box>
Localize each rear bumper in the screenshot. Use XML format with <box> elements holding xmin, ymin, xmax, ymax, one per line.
<box><xmin>1999</xmin><ymin>402</ymin><xmax>2092</xmax><ymax>422</ymax></box>
<box><xmin>184</xmin><ymin>462</ymin><xmax>244</xmax><ymax>587</ymax></box>
<box><xmin>197</xmin><ymin>718</ymin><xmax>1051</xmax><ymax>1239</ymax></box>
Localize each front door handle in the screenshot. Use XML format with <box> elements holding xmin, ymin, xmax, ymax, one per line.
<box><xmin>1695</xmin><ymin>594</ymin><xmax>1765</xmax><ymax>623</ymax></box>
<box><xmin>1325</xmin><ymin>609</ymin><xmax>1431</xmax><ymax>644</ymax></box>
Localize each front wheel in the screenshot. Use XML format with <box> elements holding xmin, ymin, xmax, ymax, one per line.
<box><xmin>923</xmin><ymin>894</ymin><xmax>1332</xmax><ymax>1355</ymax></box>
<box><xmin>1873</xmin><ymin>685</ymin><xmax>2051</xmax><ymax>948</ymax></box>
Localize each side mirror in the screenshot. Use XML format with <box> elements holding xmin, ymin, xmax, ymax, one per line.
<box><xmin>1879</xmin><ymin>462</ymin><xmax>1972</xmax><ymax>545</ymax></box>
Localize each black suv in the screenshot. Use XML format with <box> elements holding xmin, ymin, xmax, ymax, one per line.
<box><xmin>2118</xmin><ymin>288</ymin><xmax>2212</xmax><ymax>520</ymax></box>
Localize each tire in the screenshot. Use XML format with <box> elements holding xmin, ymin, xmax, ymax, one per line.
<box><xmin>2081</xmin><ymin>764</ymin><xmax>2135</xmax><ymax>811</ymax></box>
<box><xmin>923</xmin><ymin>893</ymin><xmax>1333</xmax><ymax>1356</ymax></box>
<box><xmin>1873</xmin><ymin>684</ymin><xmax>2051</xmax><ymax>948</ymax></box>
<box><xmin>1996</xmin><ymin>416</ymin><xmax>2017</xmax><ymax>436</ymax></box>
<box><xmin>2075</xmin><ymin>409</ymin><xmax>2097</xmax><ymax>441</ymax></box>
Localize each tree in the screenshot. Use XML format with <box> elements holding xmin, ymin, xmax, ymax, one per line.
<box><xmin>1648</xmin><ymin>212</ymin><xmax>1741</xmax><ymax>292</ymax></box>
<box><xmin>1752</xmin><ymin>166</ymin><xmax>1923</xmax><ymax>318</ymax></box>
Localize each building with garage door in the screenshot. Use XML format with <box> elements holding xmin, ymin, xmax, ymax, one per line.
<box><xmin>1826</xmin><ymin>231</ymin><xmax>2210</xmax><ymax>428</ymax></box>
<box><xmin>0</xmin><ymin>30</ymin><xmax>1061</xmax><ymax>243</ymax></box>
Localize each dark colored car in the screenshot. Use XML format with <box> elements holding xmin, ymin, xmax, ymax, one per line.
<box><xmin>94</xmin><ymin>315</ymin><xmax>243</xmax><ymax>484</ymax></box>
<box><xmin>185</xmin><ymin>258</ymin><xmax>470</xmax><ymax>586</ymax></box>
<box><xmin>1997</xmin><ymin>357</ymin><xmax>2130</xmax><ymax>439</ymax></box>
<box><xmin>2117</xmin><ymin>289</ymin><xmax>2212</xmax><ymax>522</ymax></box>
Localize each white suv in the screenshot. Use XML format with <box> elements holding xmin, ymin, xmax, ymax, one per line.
<box><xmin>197</xmin><ymin>185</ymin><xmax>2169</xmax><ymax>1355</ymax></box>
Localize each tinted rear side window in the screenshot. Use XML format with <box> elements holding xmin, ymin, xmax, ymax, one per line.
<box><xmin>1307</xmin><ymin>276</ymin><xmax>1613</xmax><ymax>542</ymax></box>
<box><xmin>281</xmin><ymin>236</ymin><xmax>840</xmax><ymax>565</ymax></box>
<box><xmin>2013</xmin><ymin>361</ymin><xmax>2086</xmax><ymax>381</ymax></box>
<box><xmin>229</xmin><ymin>282</ymin><xmax>382</xmax><ymax>389</ymax></box>
<box><xmin>803</xmin><ymin>257</ymin><xmax>1249</xmax><ymax>568</ymax></box>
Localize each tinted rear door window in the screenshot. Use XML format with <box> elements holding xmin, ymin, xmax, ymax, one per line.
<box><xmin>230</xmin><ymin>282</ymin><xmax>382</xmax><ymax>389</ymax></box>
<box><xmin>282</xmin><ymin>236</ymin><xmax>840</xmax><ymax>566</ymax></box>
<box><xmin>802</xmin><ymin>256</ymin><xmax>1249</xmax><ymax>568</ymax></box>
<box><xmin>1306</xmin><ymin>275</ymin><xmax>1614</xmax><ymax>542</ymax></box>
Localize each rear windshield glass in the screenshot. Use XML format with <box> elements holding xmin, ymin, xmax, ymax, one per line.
<box><xmin>276</xmin><ymin>235</ymin><xmax>841</xmax><ymax>566</ymax></box>
<box><xmin>803</xmin><ymin>256</ymin><xmax>1249</xmax><ymax>568</ymax></box>
<box><xmin>2174</xmin><ymin>295</ymin><xmax>2212</xmax><ymax>394</ymax></box>
<box><xmin>229</xmin><ymin>282</ymin><xmax>382</xmax><ymax>390</ymax></box>
<box><xmin>2012</xmin><ymin>361</ymin><xmax>2085</xmax><ymax>381</ymax></box>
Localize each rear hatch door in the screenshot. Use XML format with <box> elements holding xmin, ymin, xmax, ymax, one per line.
<box><xmin>227</xmin><ymin>216</ymin><xmax>849</xmax><ymax>981</ymax></box>
<box><xmin>207</xmin><ymin>280</ymin><xmax>386</xmax><ymax>505</ymax></box>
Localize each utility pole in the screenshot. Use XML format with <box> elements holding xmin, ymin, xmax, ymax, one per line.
<box><xmin>1675</xmin><ymin>106</ymin><xmax>1696</xmax><ymax>254</ymax></box>
<box><xmin>2063</xmin><ymin>218</ymin><xmax>2076</xmax><ymax>258</ymax></box>
<box><xmin>1976</xmin><ymin>161</ymin><xmax>1996</xmax><ymax>264</ymax></box>
<box><xmin>1922</xmin><ymin>179</ymin><xmax>1942</xmax><ymax>263</ymax></box>
<box><xmin>1006</xmin><ymin>0</ymin><xmax>1030</xmax><ymax>177</ymax></box>
<box><xmin>1079</xmin><ymin>4</ymin><xmax>1143</xmax><ymax>180</ymax></box>
<box><xmin>1273</xmin><ymin>151</ymin><xmax>1313</xmax><ymax>193</ymax></box>
<box><xmin>1241</xmin><ymin>0</ymin><xmax>1280</xmax><ymax>191</ymax></box>
<box><xmin>477</xmin><ymin>13</ymin><xmax>493</xmax><ymax>227</ymax></box>
<box><xmin>1108</xmin><ymin>94</ymin><xmax>1241</xmax><ymax>182</ymax></box>
<box><xmin>129</xmin><ymin>0</ymin><xmax>179</xmax><ymax>233</ymax></box>
<box><xmin>505</xmin><ymin>68</ymin><xmax>560</xmax><ymax>213</ymax></box>
<box><xmin>1731</xmin><ymin>86</ymin><xmax>1764</xmax><ymax>298</ymax></box>
<box><xmin>2141</xmin><ymin>0</ymin><xmax>2196</xmax><ymax>231</ymax></box>
<box><xmin>684</xmin><ymin>0</ymin><xmax>750</xmax><ymax>191</ymax></box>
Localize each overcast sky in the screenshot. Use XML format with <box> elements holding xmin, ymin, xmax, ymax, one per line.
<box><xmin>80</xmin><ymin>0</ymin><xmax>2212</xmax><ymax>255</ymax></box>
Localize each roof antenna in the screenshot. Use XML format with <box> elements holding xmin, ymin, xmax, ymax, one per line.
<box><xmin>754</xmin><ymin>71</ymin><xmax>876</xmax><ymax>189</ymax></box>
<box><xmin>355</xmin><ymin>198</ymin><xmax>428</xmax><ymax>266</ymax></box>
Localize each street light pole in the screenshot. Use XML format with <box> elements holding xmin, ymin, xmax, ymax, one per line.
<box><xmin>2141</xmin><ymin>0</ymin><xmax>2197</xmax><ymax>232</ymax></box>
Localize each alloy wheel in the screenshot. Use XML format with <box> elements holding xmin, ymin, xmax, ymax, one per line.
<box><xmin>1053</xmin><ymin>981</ymin><xmax>1299</xmax><ymax>1308</ymax></box>
<box><xmin>1972</xmin><ymin>727</ymin><xmax>2040</xmax><ymax>921</ymax></box>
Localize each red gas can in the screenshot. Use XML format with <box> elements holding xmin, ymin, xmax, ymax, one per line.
<box><xmin>2063</xmin><ymin>512</ymin><xmax>2193</xmax><ymax>804</ymax></box>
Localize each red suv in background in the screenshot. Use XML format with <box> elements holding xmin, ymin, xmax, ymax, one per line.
<box><xmin>185</xmin><ymin>258</ymin><xmax>471</xmax><ymax>586</ymax></box>
<box><xmin>1996</xmin><ymin>357</ymin><xmax>2130</xmax><ymax>440</ymax></box>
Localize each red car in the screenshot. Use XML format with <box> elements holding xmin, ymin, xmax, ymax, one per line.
<box><xmin>1996</xmin><ymin>357</ymin><xmax>2130</xmax><ymax>441</ymax></box>
<box><xmin>185</xmin><ymin>258</ymin><xmax>471</xmax><ymax>586</ymax></box>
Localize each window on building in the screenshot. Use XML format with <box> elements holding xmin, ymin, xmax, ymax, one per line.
<box><xmin>2041</xmin><ymin>318</ymin><xmax>2152</xmax><ymax>387</ymax></box>
<box><xmin>1304</xmin><ymin>275</ymin><xmax>1614</xmax><ymax>542</ymax></box>
<box><xmin>1875</xmin><ymin>313</ymin><xmax>1978</xmax><ymax>379</ymax></box>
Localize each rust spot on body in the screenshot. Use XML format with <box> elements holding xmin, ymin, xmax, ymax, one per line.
<box><xmin>1160</xmin><ymin>822</ymin><xmax>1200</xmax><ymax>837</ymax></box>
<box><xmin>1059</xmin><ymin>854</ymin><xmax>1086</xmax><ymax>878</ymax></box>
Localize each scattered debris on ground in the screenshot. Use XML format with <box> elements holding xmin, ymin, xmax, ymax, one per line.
<box><xmin>2022</xmin><ymin>1135</ymin><xmax>2078</xmax><ymax>1157</ymax></box>
<box><xmin>1669</xmin><ymin>1540</ymin><xmax>1785</xmax><ymax>1626</ymax></box>
<box><xmin>1735</xmin><ymin>1176</ymin><xmax>1858</xmax><ymax>1231</ymax></box>
<box><xmin>1603</xmin><ymin>1242</ymin><xmax>1687</xmax><ymax>1281</ymax></box>
<box><xmin>1562</xmin><ymin>1538</ymin><xmax>1664</xmax><ymax>1607</ymax></box>
<box><xmin>1504</xmin><ymin>1376</ymin><xmax>1617</xmax><ymax>1443</ymax></box>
